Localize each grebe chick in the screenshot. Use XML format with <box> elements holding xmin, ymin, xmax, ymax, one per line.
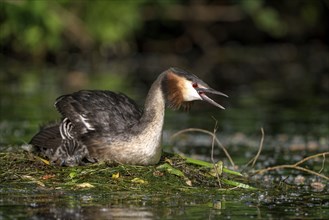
<box><xmin>30</xmin><ymin>67</ymin><xmax>228</xmax><ymax>166</ymax></box>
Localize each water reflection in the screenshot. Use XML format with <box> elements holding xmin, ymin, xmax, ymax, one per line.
<box><xmin>1</xmin><ymin>186</ymin><xmax>328</xmax><ymax>219</ymax></box>
<box><xmin>34</xmin><ymin>206</ymin><xmax>154</xmax><ymax>220</ymax></box>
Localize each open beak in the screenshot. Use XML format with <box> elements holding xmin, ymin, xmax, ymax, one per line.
<box><xmin>196</xmin><ymin>87</ymin><xmax>228</xmax><ymax>110</ymax></box>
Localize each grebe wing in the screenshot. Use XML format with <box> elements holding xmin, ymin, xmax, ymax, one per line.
<box><xmin>29</xmin><ymin>123</ymin><xmax>62</xmax><ymax>152</ymax></box>
<box><xmin>55</xmin><ymin>90</ymin><xmax>142</xmax><ymax>136</ymax></box>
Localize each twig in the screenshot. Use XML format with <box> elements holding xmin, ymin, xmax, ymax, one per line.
<box><xmin>171</xmin><ymin>128</ymin><xmax>235</xmax><ymax>167</ymax></box>
<box><xmin>253</xmin><ymin>165</ymin><xmax>329</xmax><ymax>180</ymax></box>
<box><xmin>244</xmin><ymin>128</ymin><xmax>265</xmax><ymax>168</ymax></box>
<box><xmin>252</xmin><ymin>127</ymin><xmax>265</xmax><ymax>167</ymax></box>
<box><xmin>210</xmin><ymin>120</ymin><xmax>218</xmax><ymax>165</ymax></box>
<box><xmin>319</xmin><ymin>153</ymin><xmax>326</xmax><ymax>174</ymax></box>
<box><xmin>294</xmin><ymin>152</ymin><xmax>329</xmax><ymax>166</ymax></box>
<box><xmin>252</xmin><ymin>152</ymin><xmax>329</xmax><ymax>180</ymax></box>
<box><xmin>210</xmin><ymin>118</ymin><xmax>221</xmax><ymax>187</ymax></box>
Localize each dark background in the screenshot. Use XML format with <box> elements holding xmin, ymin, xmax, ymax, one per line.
<box><xmin>1</xmin><ymin>0</ymin><xmax>328</xmax><ymax>144</ymax></box>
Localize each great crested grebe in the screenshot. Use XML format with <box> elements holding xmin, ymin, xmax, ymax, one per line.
<box><xmin>30</xmin><ymin>67</ymin><xmax>228</xmax><ymax>166</ymax></box>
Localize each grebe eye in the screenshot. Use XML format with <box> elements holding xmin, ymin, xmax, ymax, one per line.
<box><xmin>192</xmin><ymin>82</ymin><xmax>198</xmax><ymax>88</ymax></box>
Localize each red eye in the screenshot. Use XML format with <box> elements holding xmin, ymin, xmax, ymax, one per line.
<box><xmin>192</xmin><ymin>82</ymin><xmax>198</xmax><ymax>88</ymax></box>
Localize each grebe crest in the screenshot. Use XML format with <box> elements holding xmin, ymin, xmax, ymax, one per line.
<box><xmin>162</xmin><ymin>67</ymin><xmax>228</xmax><ymax>110</ymax></box>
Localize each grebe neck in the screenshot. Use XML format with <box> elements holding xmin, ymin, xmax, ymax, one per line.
<box><xmin>128</xmin><ymin>73</ymin><xmax>166</xmax><ymax>164</ymax></box>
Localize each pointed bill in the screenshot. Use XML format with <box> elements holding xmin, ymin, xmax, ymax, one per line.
<box><xmin>197</xmin><ymin>88</ymin><xmax>228</xmax><ymax>110</ymax></box>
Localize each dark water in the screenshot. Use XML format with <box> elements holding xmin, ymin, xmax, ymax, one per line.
<box><xmin>0</xmin><ymin>186</ymin><xmax>329</xmax><ymax>219</ymax></box>
<box><xmin>0</xmin><ymin>66</ymin><xmax>328</xmax><ymax>219</ymax></box>
<box><xmin>1</xmin><ymin>185</ymin><xmax>328</xmax><ymax>219</ymax></box>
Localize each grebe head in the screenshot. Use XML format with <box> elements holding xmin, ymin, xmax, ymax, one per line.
<box><xmin>162</xmin><ymin>67</ymin><xmax>228</xmax><ymax>110</ymax></box>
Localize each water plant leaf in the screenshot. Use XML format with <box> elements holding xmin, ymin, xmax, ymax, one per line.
<box><xmin>75</xmin><ymin>182</ymin><xmax>95</xmax><ymax>189</ymax></box>
<box><xmin>208</xmin><ymin>161</ymin><xmax>223</xmax><ymax>176</ymax></box>
<box><xmin>181</xmin><ymin>155</ymin><xmax>243</xmax><ymax>176</ymax></box>
<box><xmin>112</xmin><ymin>172</ymin><xmax>120</xmax><ymax>179</ymax></box>
<box><xmin>69</xmin><ymin>171</ymin><xmax>77</xmax><ymax>179</ymax></box>
<box><xmin>185</xmin><ymin>179</ymin><xmax>193</xmax><ymax>186</ymax></box>
<box><xmin>35</xmin><ymin>155</ymin><xmax>50</xmax><ymax>165</ymax></box>
<box><xmin>21</xmin><ymin>175</ymin><xmax>45</xmax><ymax>187</ymax></box>
<box><xmin>156</xmin><ymin>163</ymin><xmax>185</xmax><ymax>177</ymax></box>
<box><xmin>221</xmin><ymin>179</ymin><xmax>257</xmax><ymax>190</ymax></box>
<box><xmin>131</xmin><ymin>178</ymin><xmax>148</xmax><ymax>184</ymax></box>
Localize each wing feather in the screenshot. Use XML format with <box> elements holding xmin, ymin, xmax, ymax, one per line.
<box><xmin>29</xmin><ymin>123</ymin><xmax>61</xmax><ymax>151</ymax></box>
<box><xmin>55</xmin><ymin>90</ymin><xmax>143</xmax><ymax>136</ymax></box>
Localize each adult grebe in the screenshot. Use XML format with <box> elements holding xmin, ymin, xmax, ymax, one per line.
<box><xmin>30</xmin><ymin>67</ymin><xmax>228</xmax><ymax>166</ymax></box>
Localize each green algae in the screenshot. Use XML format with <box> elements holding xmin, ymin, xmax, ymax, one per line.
<box><xmin>1</xmin><ymin>150</ymin><xmax>328</xmax><ymax>219</ymax></box>
<box><xmin>0</xmin><ymin>151</ymin><xmax>255</xmax><ymax>194</ymax></box>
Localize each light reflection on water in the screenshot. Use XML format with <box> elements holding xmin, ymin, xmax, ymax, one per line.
<box><xmin>1</xmin><ymin>185</ymin><xmax>328</xmax><ymax>219</ymax></box>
